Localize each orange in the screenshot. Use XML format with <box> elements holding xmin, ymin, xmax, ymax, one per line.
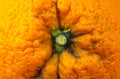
<box><xmin>0</xmin><ymin>0</ymin><xmax>120</xmax><ymax>79</ymax></box>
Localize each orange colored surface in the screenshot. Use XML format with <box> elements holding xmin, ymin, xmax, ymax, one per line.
<box><xmin>0</xmin><ymin>0</ymin><xmax>120</xmax><ymax>79</ymax></box>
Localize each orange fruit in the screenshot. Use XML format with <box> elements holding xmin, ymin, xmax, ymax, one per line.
<box><xmin>0</xmin><ymin>0</ymin><xmax>120</xmax><ymax>79</ymax></box>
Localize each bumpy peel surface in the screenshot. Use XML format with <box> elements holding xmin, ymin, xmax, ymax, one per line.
<box><xmin>0</xmin><ymin>0</ymin><xmax>120</xmax><ymax>79</ymax></box>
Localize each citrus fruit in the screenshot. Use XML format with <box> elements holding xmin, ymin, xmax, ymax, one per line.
<box><xmin>0</xmin><ymin>0</ymin><xmax>120</xmax><ymax>79</ymax></box>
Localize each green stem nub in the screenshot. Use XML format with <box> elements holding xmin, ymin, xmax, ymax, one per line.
<box><xmin>52</xmin><ymin>29</ymin><xmax>72</xmax><ymax>53</ymax></box>
<box><xmin>55</xmin><ymin>34</ymin><xmax>67</xmax><ymax>46</ymax></box>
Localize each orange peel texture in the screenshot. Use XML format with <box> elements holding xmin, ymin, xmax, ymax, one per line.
<box><xmin>0</xmin><ymin>0</ymin><xmax>120</xmax><ymax>79</ymax></box>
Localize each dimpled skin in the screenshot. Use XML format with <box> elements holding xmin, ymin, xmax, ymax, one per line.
<box><xmin>0</xmin><ymin>0</ymin><xmax>120</xmax><ymax>79</ymax></box>
<box><xmin>0</xmin><ymin>0</ymin><xmax>58</xmax><ymax>79</ymax></box>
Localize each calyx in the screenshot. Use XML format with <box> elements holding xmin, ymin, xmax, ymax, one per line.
<box><xmin>52</xmin><ymin>29</ymin><xmax>72</xmax><ymax>53</ymax></box>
